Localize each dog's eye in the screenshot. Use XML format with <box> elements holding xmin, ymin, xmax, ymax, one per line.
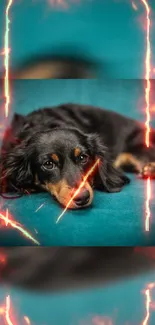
<box><xmin>43</xmin><ymin>160</ymin><xmax>55</xmax><ymax>170</ymax></box>
<box><xmin>79</xmin><ymin>154</ymin><xmax>89</xmax><ymax>164</ymax></box>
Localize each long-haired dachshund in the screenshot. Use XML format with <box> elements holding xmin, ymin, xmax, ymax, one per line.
<box><xmin>1</xmin><ymin>103</ymin><xmax>155</xmax><ymax>209</ymax></box>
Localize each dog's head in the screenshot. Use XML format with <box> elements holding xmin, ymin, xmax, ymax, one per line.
<box><xmin>0</xmin><ymin>126</ymin><xmax>129</xmax><ymax>209</ymax></box>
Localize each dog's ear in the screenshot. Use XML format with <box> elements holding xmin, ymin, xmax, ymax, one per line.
<box><xmin>88</xmin><ymin>135</ymin><xmax>130</xmax><ymax>193</ymax></box>
<box><xmin>96</xmin><ymin>156</ymin><xmax>130</xmax><ymax>192</ymax></box>
<box><xmin>1</xmin><ymin>113</ymin><xmax>28</xmax><ymax>153</ymax></box>
<box><xmin>0</xmin><ymin>138</ymin><xmax>33</xmax><ymax>191</ymax></box>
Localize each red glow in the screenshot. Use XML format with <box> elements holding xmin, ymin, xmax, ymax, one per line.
<box><xmin>5</xmin><ymin>296</ymin><xmax>15</xmax><ymax>325</ymax></box>
<box><xmin>4</xmin><ymin>0</ymin><xmax>13</xmax><ymax>119</ymax></box>
<box><xmin>145</xmin><ymin>177</ymin><xmax>151</xmax><ymax>231</ymax></box>
<box><xmin>139</xmin><ymin>0</ymin><xmax>152</xmax><ymax>232</ymax></box>
<box><xmin>0</xmin><ymin>252</ymin><xmax>6</xmax><ymax>265</ymax></box>
<box><xmin>142</xmin><ymin>283</ymin><xmax>155</xmax><ymax>325</ymax></box>
<box><xmin>135</xmin><ymin>247</ymin><xmax>155</xmax><ymax>259</ymax></box>
<box><xmin>0</xmin><ymin>210</ymin><xmax>40</xmax><ymax>245</ymax></box>
<box><xmin>141</xmin><ymin>0</ymin><xmax>151</xmax><ymax>148</ymax></box>
<box><xmin>0</xmin><ymin>295</ymin><xmax>17</xmax><ymax>325</ymax></box>
<box><xmin>56</xmin><ymin>159</ymin><xmax>100</xmax><ymax>223</ymax></box>
<box><xmin>0</xmin><ymin>296</ymin><xmax>32</xmax><ymax>325</ymax></box>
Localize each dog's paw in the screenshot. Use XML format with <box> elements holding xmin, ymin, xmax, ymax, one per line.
<box><xmin>141</xmin><ymin>162</ymin><xmax>155</xmax><ymax>179</ymax></box>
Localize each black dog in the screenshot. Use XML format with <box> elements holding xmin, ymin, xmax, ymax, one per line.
<box><xmin>1</xmin><ymin>104</ymin><xmax>155</xmax><ymax>209</ymax></box>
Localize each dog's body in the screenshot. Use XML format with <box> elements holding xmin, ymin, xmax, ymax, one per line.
<box><xmin>1</xmin><ymin>104</ymin><xmax>155</xmax><ymax>208</ymax></box>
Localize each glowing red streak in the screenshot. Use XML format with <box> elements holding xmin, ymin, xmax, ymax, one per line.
<box><xmin>4</xmin><ymin>0</ymin><xmax>13</xmax><ymax>118</ymax></box>
<box><xmin>0</xmin><ymin>295</ymin><xmax>31</xmax><ymax>325</ymax></box>
<box><xmin>5</xmin><ymin>296</ymin><xmax>14</xmax><ymax>325</ymax></box>
<box><xmin>140</xmin><ymin>0</ymin><xmax>152</xmax><ymax>232</ymax></box>
<box><xmin>0</xmin><ymin>211</ymin><xmax>40</xmax><ymax>245</ymax></box>
<box><xmin>145</xmin><ymin>176</ymin><xmax>151</xmax><ymax>231</ymax></box>
<box><xmin>143</xmin><ymin>289</ymin><xmax>151</xmax><ymax>325</ymax></box>
<box><xmin>140</xmin><ymin>0</ymin><xmax>151</xmax><ymax>147</ymax></box>
<box><xmin>142</xmin><ymin>283</ymin><xmax>155</xmax><ymax>325</ymax></box>
<box><xmin>56</xmin><ymin>159</ymin><xmax>100</xmax><ymax>223</ymax></box>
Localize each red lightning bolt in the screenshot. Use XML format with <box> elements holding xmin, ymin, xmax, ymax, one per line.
<box><xmin>142</xmin><ymin>282</ymin><xmax>155</xmax><ymax>325</ymax></box>
<box><xmin>56</xmin><ymin>159</ymin><xmax>100</xmax><ymax>223</ymax></box>
<box><xmin>0</xmin><ymin>210</ymin><xmax>40</xmax><ymax>245</ymax></box>
<box><xmin>5</xmin><ymin>295</ymin><xmax>14</xmax><ymax>325</ymax></box>
<box><xmin>0</xmin><ymin>295</ymin><xmax>32</xmax><ymax>325</ymax></box>
<box><xmin>2</xmin><ymin>0</ymin><xmax>42</xmax><ymax>244</ymax></box>
<box><xmin>141</xmin><ymin>0</ymin><xmax>151</xmax><ymax>148</ymax></box>
<box><xmin>140</xmin><ymin>0</ymin><xmax>152</xmax><ymax>232</ymax></box>
<box><xmin>0</xmin><ymin>295</ymin><xmax>15</xmax><ymax>325</ymax></box>
<box><xmin>4</xmin><ymin>0</ymin><xmax>13</xmax><ymax>118</ymax></box>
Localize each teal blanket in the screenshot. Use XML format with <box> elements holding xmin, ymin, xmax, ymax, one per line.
<box><xmin>0</xmin><ymin>269</ymin><xmax>155</xmax><ymax>324</ymax></box>
<box><xmin>0</xmin><ymin>79</ymin><xmax>155</xmax><ymax>245</ymax></box>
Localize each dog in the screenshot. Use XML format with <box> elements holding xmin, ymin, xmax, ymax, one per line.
<box><xmin>1</xmin><ymin>103</ymin><xmax>155</xmax><ymax>209</ymax></box>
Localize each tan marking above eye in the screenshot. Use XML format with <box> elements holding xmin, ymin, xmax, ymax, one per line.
<box><xmin>74</xmin><ymin>148</ymin><xmax>81</xmax><ymax>158</ymax></box>
<box><xmin>51</xmin><ymin>154</ymin><xmax>59</xmax><ymax>162</ymax></box>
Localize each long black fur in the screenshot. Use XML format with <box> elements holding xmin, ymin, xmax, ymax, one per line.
<box><xmin>1</xmin><ymin>103</ymin><xmax>155</xmax><ymax>197</ymax></box>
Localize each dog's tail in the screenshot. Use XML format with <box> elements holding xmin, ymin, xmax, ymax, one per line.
<box><xmin>12</xmin><ymin>54</ymin><xmax>98</xmax><ymax>79</ymax></box>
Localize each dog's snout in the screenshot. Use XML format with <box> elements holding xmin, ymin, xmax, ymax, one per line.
<box><xmin>73</xmin><ymin>188</ymin><xmax>90</xmax><ymax>207</ymax></box>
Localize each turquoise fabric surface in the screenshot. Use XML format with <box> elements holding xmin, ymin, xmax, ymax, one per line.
<box><xmin>0</xmin><ymin>0</ymin><xmax>155</xmax><ymax>78</ymax></box>
<box><xmin>0</xmin><ymin>270</ymin><xmax>155</xmax><ymax>324</ymax></box>
<box><xmin>0</xmin><ymin>79</ymin><xmax>155</xmax><ymax>245</ymax></box>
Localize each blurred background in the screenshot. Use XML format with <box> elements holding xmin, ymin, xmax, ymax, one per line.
<box><xmin>0</xmin><ymin>0</ymin><xmax>155</xmax><ymax>79</ymax></box>
<box><xmin>0</xmin><ymin>247</ymin><xmax>155</xmax><ymax>325</ymax></box>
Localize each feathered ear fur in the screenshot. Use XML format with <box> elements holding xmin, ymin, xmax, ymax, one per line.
<box><xmin>88</xmin><ymin>135</ymin><xmax>130</xmax><ymax>193</ymax></box>
<box><xmin>0</xmin><ymin>113</ymin><xmax>34</xmax><ymax>192</ymax></box>
<box><xmin>0</xmin><ymin>138</ymin><xmax>33</xmax><ymax>192</ymax></box>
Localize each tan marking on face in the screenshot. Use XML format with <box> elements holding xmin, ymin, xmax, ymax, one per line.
<box><xmin>74</xmin><ymin>148</ymin><xmax>81</xmax><ymax>158</ymax></box>
<box><xmin>114</xmin><ymin>153</ymin><xmax>142</xmax><ymax>172</ymax></box>
<box><xmin>41</xmin><ymin>179</ymin><xmax>93</xmax><ymax>209</ymax></box>
<box><xmin>51</xmin><ymin>153</ymin><xmax>59</xmax><ymax>162</ymax></box>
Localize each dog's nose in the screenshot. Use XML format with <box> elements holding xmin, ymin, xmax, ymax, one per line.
<box><xmin>73</xmin><ymin>189</ymin><xmax>90</xmax><ymax>207</ymax></box>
